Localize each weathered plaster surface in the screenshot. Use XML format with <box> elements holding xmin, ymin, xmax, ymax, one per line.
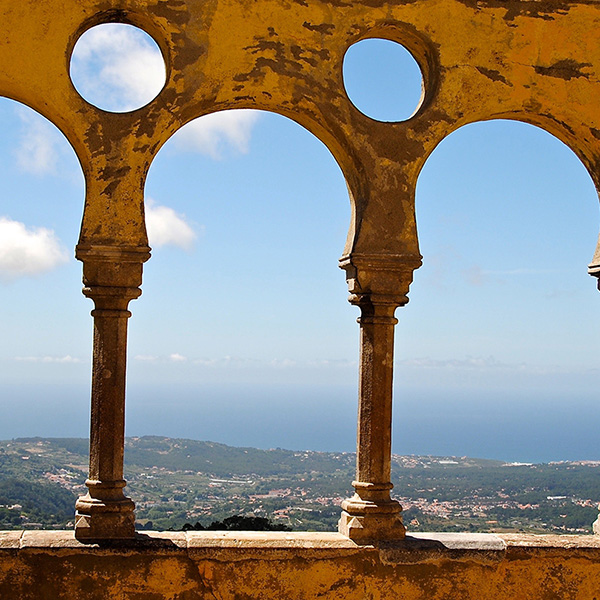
<box><xmin>1</xmin><ymin>531</ymin><xmax>600</xmax><ymax>599</ymax></box>
<box><xmin>2</xmin><ymin>0</ymin><xmax>600</xmax><ymax>588</ymax></box>
<box><xmin>2</xmin><ymin>0</ymin><xmax>600</xmax><ymax>256</ymax></box>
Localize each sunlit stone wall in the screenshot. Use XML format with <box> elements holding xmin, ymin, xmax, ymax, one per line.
<box><xmin>2</xmin><ymin>532</ymin><xmax>600</xmax><ymax>599</ymax></box>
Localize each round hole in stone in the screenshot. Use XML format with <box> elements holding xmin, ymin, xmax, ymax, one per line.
<box><xmin>343</xmin><ymin>38</ymin><xmax>424</xmax><ymax>122</ymax></box>
<box><xmin>70</xmin><ymin>23</ymin><xmax>166</xmax><ymax>113</ymax></box>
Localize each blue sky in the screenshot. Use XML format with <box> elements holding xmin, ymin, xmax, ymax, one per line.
<box><xmin>0</xmin><ymin>25</ymin><xmax>598</xmax><ymax>459</ymax></box>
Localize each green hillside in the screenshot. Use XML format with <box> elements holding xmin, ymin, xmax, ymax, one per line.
<box><xmin>0</xmin><ymin>437</ymin><xmax>598</xmax><ymax>533</ymax></box>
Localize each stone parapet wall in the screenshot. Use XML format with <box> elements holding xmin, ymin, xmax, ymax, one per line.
<box><xmin>1</xmin><ymin>530</ymin><xmax>599</xmax><ymax>599</ymax></box>
<box><xmin>2</xmin><ymin>0</ymin><xmax>600</xmax><ymax>546</ymax></box>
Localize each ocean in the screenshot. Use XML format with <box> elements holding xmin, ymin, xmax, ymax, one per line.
<box><xmin>0</xmin><ymin>382</ymin><xmax>598</xmax><ymax>464</ymax></box>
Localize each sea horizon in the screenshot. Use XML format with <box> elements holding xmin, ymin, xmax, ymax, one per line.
<box><xmin>0</xmin><ymin>381</ymin><xmax>598</xmax><ymax>464</ymax></box>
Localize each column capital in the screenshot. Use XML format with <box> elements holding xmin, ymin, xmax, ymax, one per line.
<box><xmin>76</xmin><ymin>244</ymin><xmax>151</xmax><ymax>286</ymax></box>
<box><xmin>76</xmin><ymin>243</ymin><xmax>151</xmax><ymax>263</ymax></box>
<box><xmin>76</xmin><ymin>244</ymin><xmax>151</xmax><ymax>310</ymax></box>
<box><xmin>339</xmin><ymin>253</ymin><xmax>422</xmax><ymax>307</ymax></box>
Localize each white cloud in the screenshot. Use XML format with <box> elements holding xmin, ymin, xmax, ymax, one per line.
<box><xmin>460</xmin><ymin>265</ymin><xmax>564</xmax><ymax>287</ymax></box>
<box><xmin>70</xmin><ymin>23</ymin><xmax>166</xmax><ymax>112</ymax></box>
<box><xmin>169</xmin><ymin>353</ymin><xmax>187</xmax><ymax>362</ymax></box>
<box><xmin>306</xmin><ymin>359</ymin><xmax>357</xmax><ymax>369</ymax></box>
<box><xmin>0</xmin><ymin>217</ymin><xmax>69</xmax><ymax>281</ymax></box>
<box><xmin>145</xmin><ymin>199</ymin><xmax>196</xmax><ymax>250</ymax></box>
<box><xmin>172</xmin><ymin>110</ymin><xmax>260</xmax><ymax>158</ymax></box>
<box><xmin>71</xmin><ymin>25</ymin><xmax>259</xmax><ymax>151</ymax></box>
<box><xmin>15</xmin><ymin>355</ymin><xmax>82</xmax><ymax>363</ymax></box>
<box><xmin>397</xmin><ymin>355</ymin><xmax>532</xmax><ymax>372</ymax></box>
<box><xmin>134</xmin><ymin>355</ymin><xmax>158</xmax><ymax>362</ymax></box>
<box><xmin>15</xmin><ymin>108</ymin><xmax>60</xmax><ymax>175</ymax></box>
<box><xmin>192</xmin><ymin>356</ymin><xmax>260</xmax><ymax>368</ymax></box>
<box><xmin>133</xmin><ymin>354</ymin><xmax>355</xmax><ymax>370</ymax></box>
<box><xmin>269</xmin><ymin>358</ymin><xmax>356</xmax><ymax>369</ymax></box>
<box><xmin>191</xmin><ymin>356</ymin><xmax>355</xmax><ymax>370</ymax></box>
<box><xmin>270</xmin><ymin>358</ymin><xmax>298</xmax><ymax>368</ymax></box>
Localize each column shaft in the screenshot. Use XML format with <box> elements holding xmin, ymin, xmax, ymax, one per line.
<box><xmin>339</xmin><ymin>298</ymin><xmax>405</xmax><ymax>541</ymax></box>
<box><xmin>89</xmin><ymin>307</ymin><xmax>130</xmax><ymax>488</ymax></box>
<box><xmin>355</xmin><ymin>305</ymin><xmax>397</xmax><ymax>495</ymax></box>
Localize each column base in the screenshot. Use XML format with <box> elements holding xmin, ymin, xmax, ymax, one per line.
<box><xmin>339</xmin><ymin>496</ymin><xmax>406</xmax><ymax>543</ymax></box>
<box><xmin>75</xmin><ymin>494</ymin><xmax>136</xmax><ymax>541</ymax></box>
<box><xmin>593</xmin><ymin>513</ymin><xmax>600</xmax><ymax>535</ymax></box>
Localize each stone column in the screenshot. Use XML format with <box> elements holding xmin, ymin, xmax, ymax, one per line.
<box><xmin>338</xmin><ymin>255</ymin><xmax>419</xmax><ymax>543</ymax></box>
<box><xmin>74</xmin><ymin>245</ymin><xmax>150</xmax><ymax>541</ymax></box>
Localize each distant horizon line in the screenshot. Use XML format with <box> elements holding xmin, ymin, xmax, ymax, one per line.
<box><xmin>5</xmin><ymin>434</ymin><xmax>599</xmax><ymax>467</ymax></box>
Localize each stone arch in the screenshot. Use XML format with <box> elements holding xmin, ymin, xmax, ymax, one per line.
<box><xmin>143</xmin><ymin>106</ymin><xmax>361</xmax><ymax>252</ymax></box>
<box><xmin>412</xmin><ymin>114</ymin><xmax>600</xmax><ymax>268</ymax></box>
<box><xmin>428</xmin><ymin>111</ymin><xmax>600</xmax><ymax>190</ymax></box>
<box><xmin>6</xmin><ymin>0</ymin><xmax>592</xmax><ymax>543</ymax></box>
<box><xmin>411</xmin><ymin>117</ymin><xmax>599</xmax><ymax>396</ymax></box>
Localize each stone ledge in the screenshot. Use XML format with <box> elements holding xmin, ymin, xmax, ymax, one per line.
<box><xmin>409</xmin><ymin>532</ymin><xmax>506</xmax><ymax>550</ymax></box>
<box><xmin>498</xmin><ymin>533</ymin><xmax>600</xmax><ymax>548</ymax></box>
<box><xmin>1</xmin><ymin>530</ymin><xmax>598</xmax><ymax>554</ymax></box>
<box><xmin>0</xmin><ymin>530</ymin><xmax>22</xmax><ymax>549</ymax></box>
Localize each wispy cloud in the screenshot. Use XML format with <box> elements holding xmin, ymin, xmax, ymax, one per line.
<box><xmin>145</xmin><ymin>199</ymin><xmax>196</xmax><ymax>250</ymax></box>
<box><xmin>395</xmin><ymin>356</ymin><xmax>600</xmax><ymax>380</ymax></box>
<box><xmin>461</xmin><ymin>265</ymin><xmax>562</xmax><ymax>287</ymax></box>
<box><xmin>421</xmin><ymin>245</ymin><xmax>461</xmax><ymax>290</ymax></box>
<box><xmin>71</xmin><ymin>24</ymin><xmax>259</xmax><ymax>152</ymax></box>
<box><xmin>0</xmin><ymin>217</ymin><xmax>69</xmax><ymax>281</ymax></box>
<box><xmin>70</xmin><ymin>23</ymin><xmax>166</xmax><ymax>112</ymax></box>
<box><xmin>462</xmin><ymin>265</ymin><xmax>486</xmax><ymax>286</ymax></box>
<box><xmin>134</xmin><ymin>355</ymin><xmax>158</xmax><ymax>362</ymax></box>
<box><xmin>15</xmin><ymin>355</ymin><xmax>83</xmax><ymax>363</ymax></box>
<box><xmin>193</xmin><ymin>356</ymin><xmax>261</xmax><ymax>368</ymax></box>
<box><xmin>172</xmin><ymin>110</ymin><xmax>260</xmax><ymax>159</ymax></box>
<box><xmin>135</xmin><ymin>353</ymin><xmax>189</xmax><ymax>363</ymax></box>
<box><xmin>134</xmin><ymin>354</ymin><xmax>355</xmax><ymax>369</ymax></box>
<box><xmin>15</xmin><ymin>107</ymin><xmax>61</xmax><ymax>175</ymax></box>
<box><xmin>484</xmin><ymin>268</ymin><xmax>560</xmax><ymax>276</ymax></box>
<box><xmin>545</xmin><ymin>288</ymin><xmax>575</xmax><ymax>299</ymax></box>
<box><xmin>397</xmin><ymin>356</ymin><xmax>525</xmax><ymax>371</ymax></box>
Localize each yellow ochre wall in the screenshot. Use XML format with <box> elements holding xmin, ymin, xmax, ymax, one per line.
<box><xmin>2</xmin><ymin>532</ymin><xmax>600</xmax><ymax>600</ymax></box>
<box><xmin>2</xmin><ymin>0</ymin><xmax>600</xmax><ymax>259</ymax></box>
<box><xmin>2</xmin><ymin>1</ymin><xmax>600</xmax><ymax>597</ymax></box>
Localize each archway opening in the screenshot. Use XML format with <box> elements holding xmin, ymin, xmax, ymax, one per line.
<box><xmin>128</xmin><ymin>109</ymin><xmax>357</xmax><ymax>531</ymax></box>
<box><xmin>399</xmin><ymin>120</ymin><xmax>599</xmax><ymax>466</ymax></box>
<box><xmin>0</xmin><ymin>98</ymin><xmax>87</xmax><ymax>530</ymax></box>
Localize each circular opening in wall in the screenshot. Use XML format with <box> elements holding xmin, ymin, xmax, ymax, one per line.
<box><xmin>343</xmin><ymin>38</ymin><xmax>424</xmax><ymax>122</ymax></box>
<box><xmin>70</xmin><ymin>23</ymin><xmax>167</xmax><ymax>113</ymax></box>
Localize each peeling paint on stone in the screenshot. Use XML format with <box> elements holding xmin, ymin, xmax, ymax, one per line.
<box><xmin>1</xmin><ymin>0</ymin><xmax>600</xmax><ymax>578</ymax></box>
<box><xmin>534</xmin><ymin>58</ymin><xmax>592</xmax><ymax>80</ymax></box>
<box><xmin>476</xmin><ymin>66</ymin><xmax>512</xmax><ymax>86</ymax></box>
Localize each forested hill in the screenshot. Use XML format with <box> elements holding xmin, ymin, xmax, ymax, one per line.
<box><xmin>0</xmin><ymin>437</ymin><xmax>598</xmax><ymax>533</ymax></box>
